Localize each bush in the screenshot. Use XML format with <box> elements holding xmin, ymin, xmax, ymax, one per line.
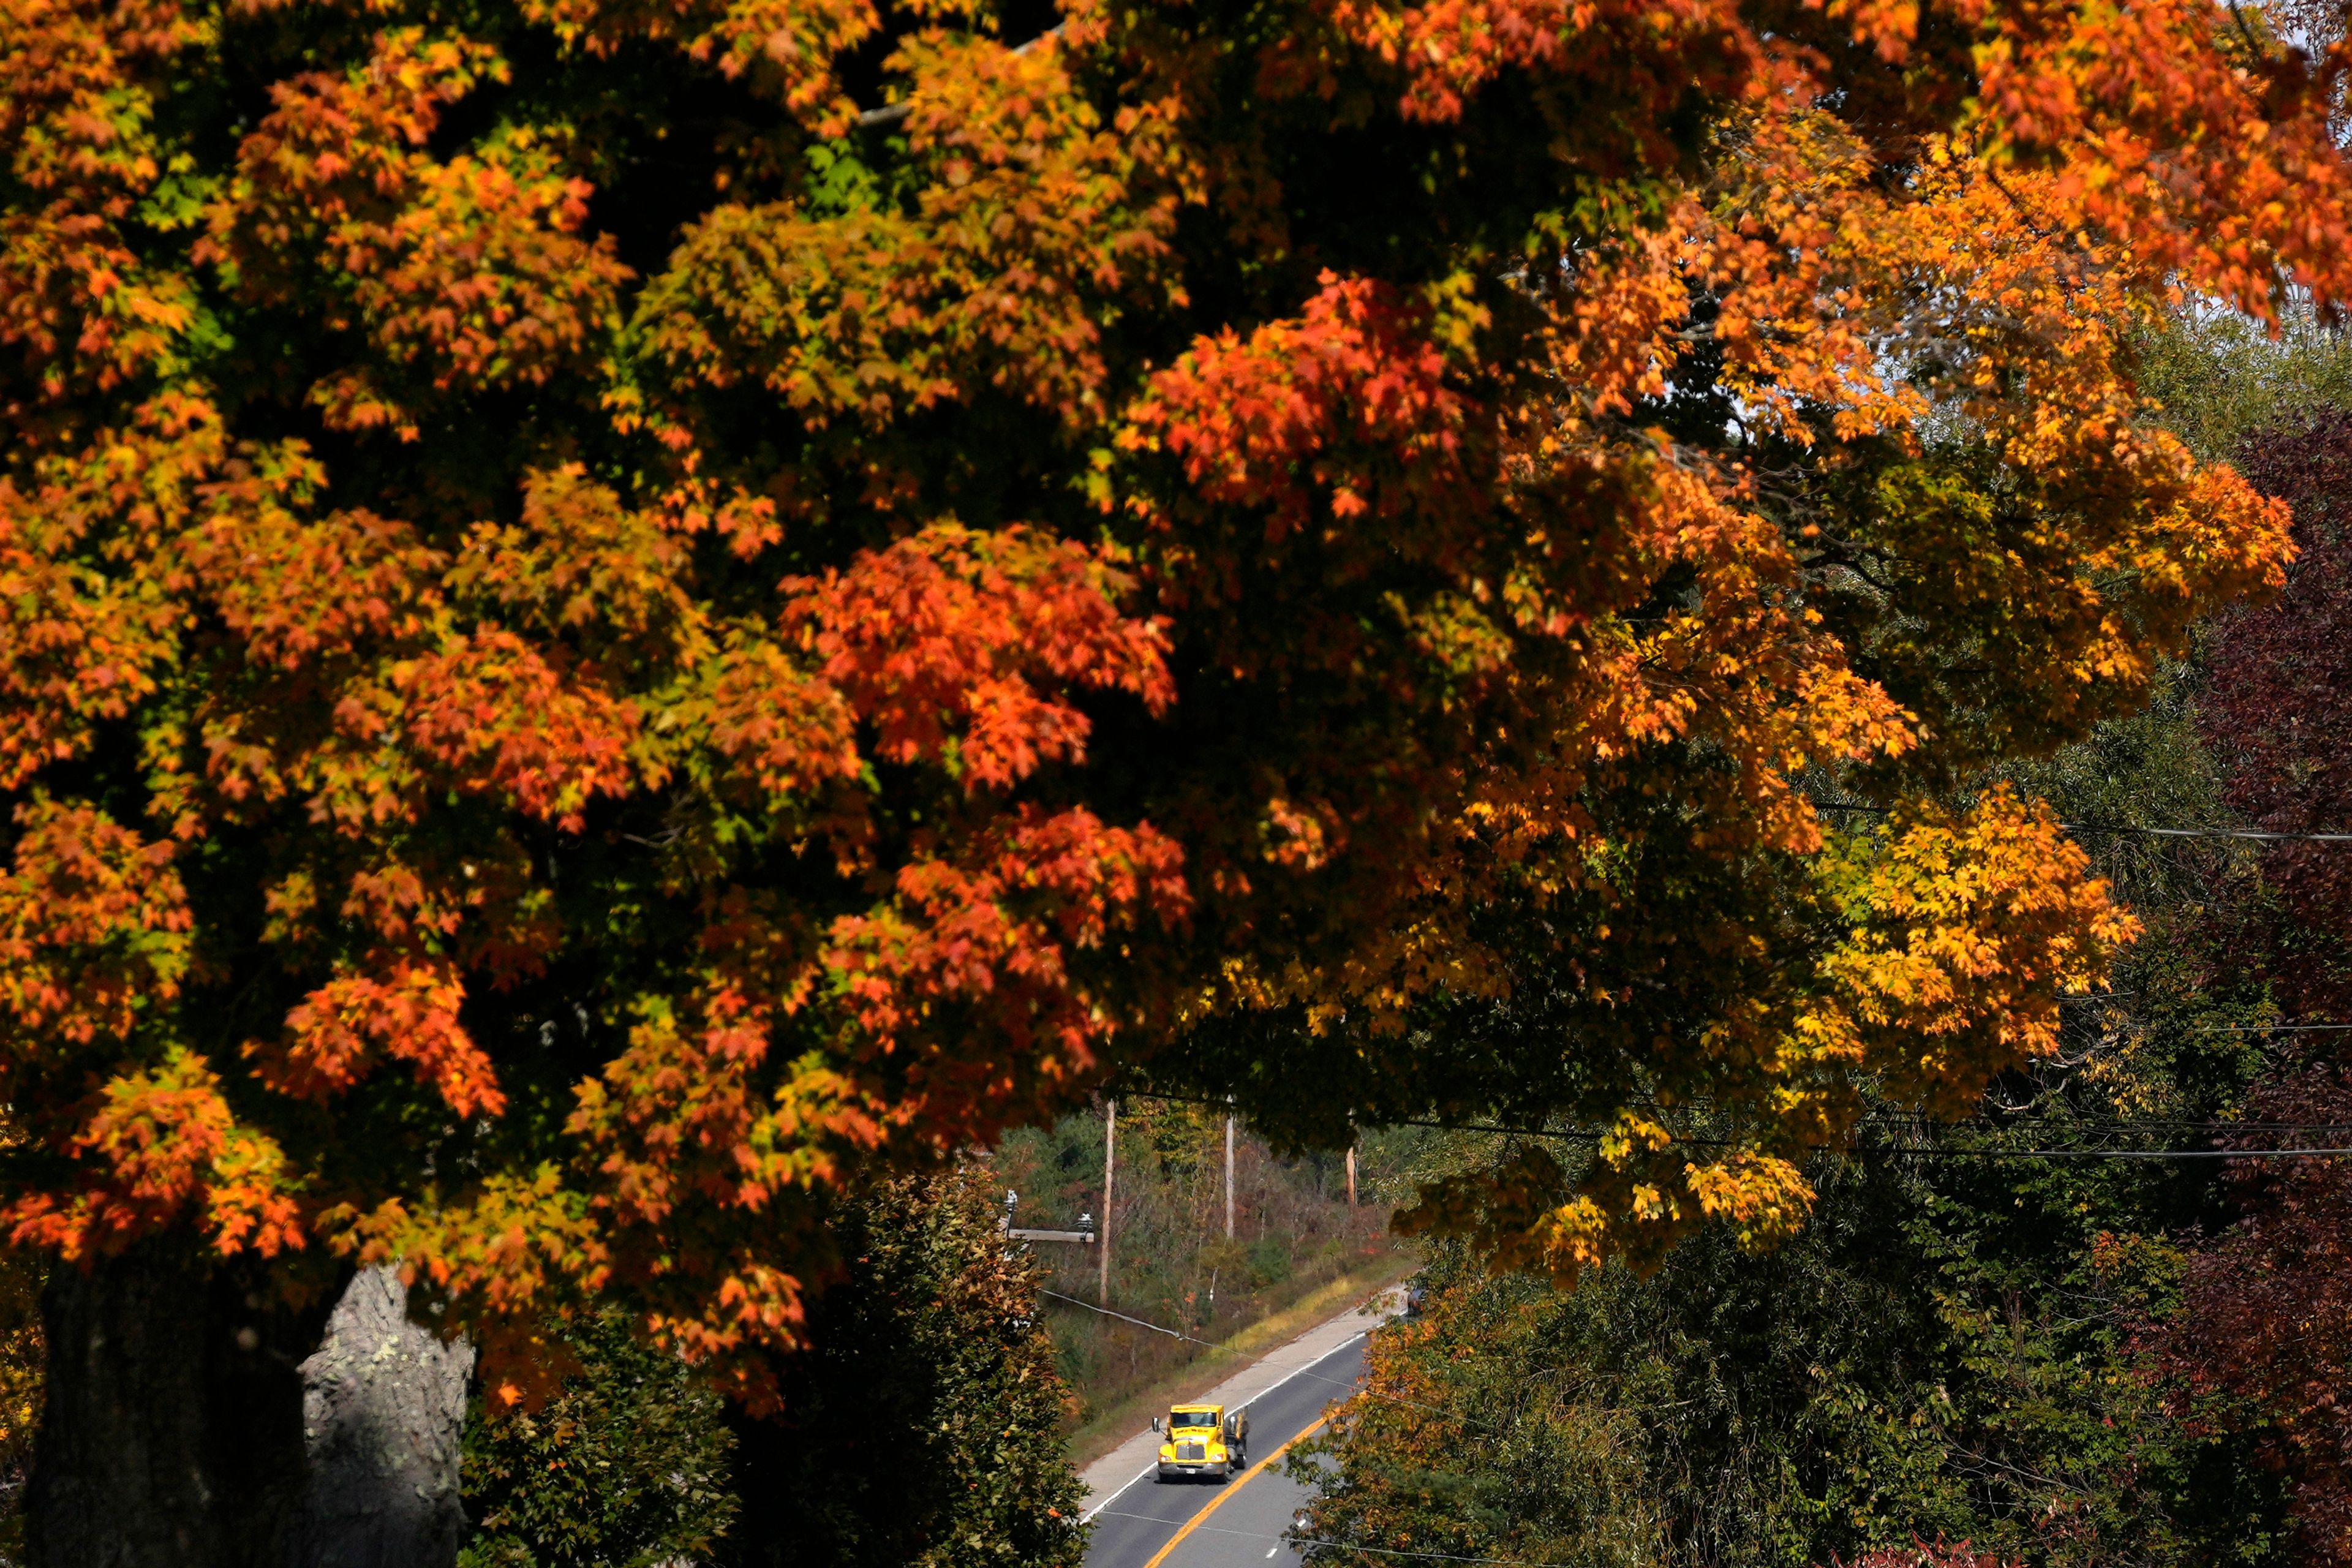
<box><xmin>1844</xmin><ymin>1545</ymin><xmax>2023</xmax><ymax>1568</ymax></box>
<box><xmin>460</xmin><ymin>1312</ymin><xmax>736</xmax><ymax>1568</ymax></box>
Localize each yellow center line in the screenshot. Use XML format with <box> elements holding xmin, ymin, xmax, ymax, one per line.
<box><xmin>1139</xmin><ymin>1414</ymin><xmax>1332</xmax><ymax>1568</ymax></box>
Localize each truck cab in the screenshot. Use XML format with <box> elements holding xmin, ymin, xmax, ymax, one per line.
<box><xmin>1153</xmin><ymin>1403</ymin><xmax>1249</xmax><ymax>1482</ymax></box>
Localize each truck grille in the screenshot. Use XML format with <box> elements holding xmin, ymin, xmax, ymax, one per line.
<box><xmin>1177</xmin><ymin>1442</ymin><xmax>1206</xmax><ymax>1461</ymax></box>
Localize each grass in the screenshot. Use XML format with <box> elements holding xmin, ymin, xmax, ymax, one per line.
<box><xmin>1062</xmin><ymin>1249</ymin><xmax>1419</xmax><ymax>1470</ymax></box>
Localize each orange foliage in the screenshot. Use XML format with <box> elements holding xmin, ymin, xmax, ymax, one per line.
<box><xmin>0</xmin><ymin>801</ymin><xmax>189</xmax><ymax>1046</ymax></box>
<box><xmin>785</xmin><ymin>522</ymin><xmax>1173</xmax><ymax>786</ymax></box>
<box><xmin>199</xmin><ymin>27</ymin><xmax>631</xmax><ymax>437</ymax></box>
<box><xmin>0</xmin><ymin>0</ymin><xmax>2332</xmax><ymax>1404</ymax></box>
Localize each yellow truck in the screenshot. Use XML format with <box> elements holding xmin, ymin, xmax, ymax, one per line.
<box><xmin>1152</xmin><ymin>1403</ymin><xmax>1249</xmax><ymax>1482</ymax></box>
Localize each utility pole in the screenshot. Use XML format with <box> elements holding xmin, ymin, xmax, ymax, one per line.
<box><xmin>1099</xmin><ymin>1098</ymin><xmax>1116</xmax><ymax>1307</ymax></box>
<box><xmin>1224</xmin><ymin>1108</ymin><xmax>1236</xmax><ymax>1241</ymax></box>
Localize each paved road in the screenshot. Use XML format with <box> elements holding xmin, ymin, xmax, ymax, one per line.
<box><xmin>1081</xmin><ymin>1334</ymin><xmax>1368</xmax><ymax>1568</ymax></box>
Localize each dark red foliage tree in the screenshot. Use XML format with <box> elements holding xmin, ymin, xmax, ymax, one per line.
<box><xmin>2204</xmin><ymin>413</ymin><xmax>2352</xmax><ymax>1015</ymax></box>
<box><xmin>2158</xmin><ymin>1066</ymin><xmax>2352</xmax><ymax>1566</ymax></box>
<box><xmin>2166</xmin><ymin>415</ymin><xmax>2352</xmax><ymax>1564</ymax></box>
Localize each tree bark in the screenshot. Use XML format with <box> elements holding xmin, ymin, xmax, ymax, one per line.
<box><xmin>284</xmin><ymin>1265</ymin><xmax>473</xmax><ymax>1568</ymax></box>
<box><xmin>26</xmin><ymin>1234</ymin><xmax>321</xmax><ymax>1568</ymax></box>
<box><xmin>26</xmin><ymin>1246</ymin><xmax>472</xmax><ymax>1568</ymax></box>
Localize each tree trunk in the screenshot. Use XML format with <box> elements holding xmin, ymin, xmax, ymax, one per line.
<box><xmin>26</xmin><ymin>1245</ymin><xmax>472</xmax><ymax>1568</ymax></box>
<box><xmin>26</xmin><ymin>1234</ymin><xmax>320</xmax><ymax>1568</ymax></box>
<box><xmin>285</xmin><ymin>1265</ymin><xmax>473</xmax><ymax>1568</ymax></box>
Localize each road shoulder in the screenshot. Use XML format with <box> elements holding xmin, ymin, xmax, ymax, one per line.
<box><xmin>1077</xmin><ymin>1284</ymin><xmax>1402</xmax><ymax>1517</ymax></box>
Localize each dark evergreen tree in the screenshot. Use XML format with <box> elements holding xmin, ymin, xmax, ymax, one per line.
<box><xmin>726</xmin><ymin>1167</ymin><xmax>1087</xmax><ymax>1568</ymax></box>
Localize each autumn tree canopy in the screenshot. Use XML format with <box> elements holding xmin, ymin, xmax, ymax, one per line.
<box><xmin>0</xmin><ymin>0</ymin><xmax>2340</xmax><ymax>1403</ymax></box>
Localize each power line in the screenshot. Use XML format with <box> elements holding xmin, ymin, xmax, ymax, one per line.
<box><xmin>1874</xmin><ymin>1108</ymin><xmax>2352</xmax><ymax>1133</ymax></box>
<box><xmin>1039</xmin><ymin>1288</ymin><xmax>1221</xmax><ymax>1346</ymax></box>
<box><xmin>1126</xmin><ymin>1091</ymin><xmax>1592</xmax><ymax>1145</ymax></box>
<box><xmin>2071</xmin><ymin>824</ymin><xmax>2352</xmax><ymax>843</ymax></box>
<box><xmin>2056</xmin><ymin>1002</ymin><xmax>2352</xmax><ymax>1033</ymax></box>
<box><xmin>1036</xmin><ymin>1287</ymin><xmax>1480</xmax><ymax>1429</ymax></box>
<box><xmin>1909</xmin><ymin>1114</ymin><xmax>2352</xmax><ymax>1133</ymax></box>
<box><xmin>1124</xmin><ymin>1093</ymin><xmax>2352</xmax><ymax>1161</ymax></box>
<box><xmin>1820</xmin><ymin>1138</ymin><xmax>2352</xmax><ymax>1161</ymax></box>
<box><xmin>1808</xmin><ymin>799</ymin><xmax>2352</xmax><ymax>843</ymax></box>
<box><xmin>2011</xmin><ymin>1121</ymin><xmax>2352</xmax><ymax>1134</ymax></box>
<box><xmin>1929</xmin><ymin>1145</ymin><xmax>2352</xmax><ymax>1159</ymax></box>
<box><xmin>2051</xmin><ymin>1001</ymin><xmax>2352</xmax><ymax>1032</ymax></box>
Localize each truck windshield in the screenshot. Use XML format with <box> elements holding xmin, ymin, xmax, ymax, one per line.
<box><xmin>1169</xmin><ymin>1410</ymin><xmax>1216</xmax><ymax>1429</ymax></box>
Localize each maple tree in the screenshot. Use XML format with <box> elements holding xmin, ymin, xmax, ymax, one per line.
<box><xmin>0</xmin><ymin>0</ymin><xmax>2343</xmax><ymax>1502</ymax></box>
<box><xmin>1289</xmin><ymin>325</ymin><xmax>2344</xmax><ymax>1568</ymax></box>
<box><xmin>1288</xmin><ymin>650</ymin><xmax>2310</xmax><ymax>1567</ymax></box>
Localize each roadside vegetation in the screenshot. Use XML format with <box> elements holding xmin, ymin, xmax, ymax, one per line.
<box><xmin>994</xmin><ymin>1099</ymin><xmax>1423</xmax><ymax>1442</ymax></box>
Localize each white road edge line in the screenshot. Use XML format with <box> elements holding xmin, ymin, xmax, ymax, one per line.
<box><xmin>1079</xmin><ymin>1330</ymin><xmax>1373</xmax><ymax>1525</ymax></box>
